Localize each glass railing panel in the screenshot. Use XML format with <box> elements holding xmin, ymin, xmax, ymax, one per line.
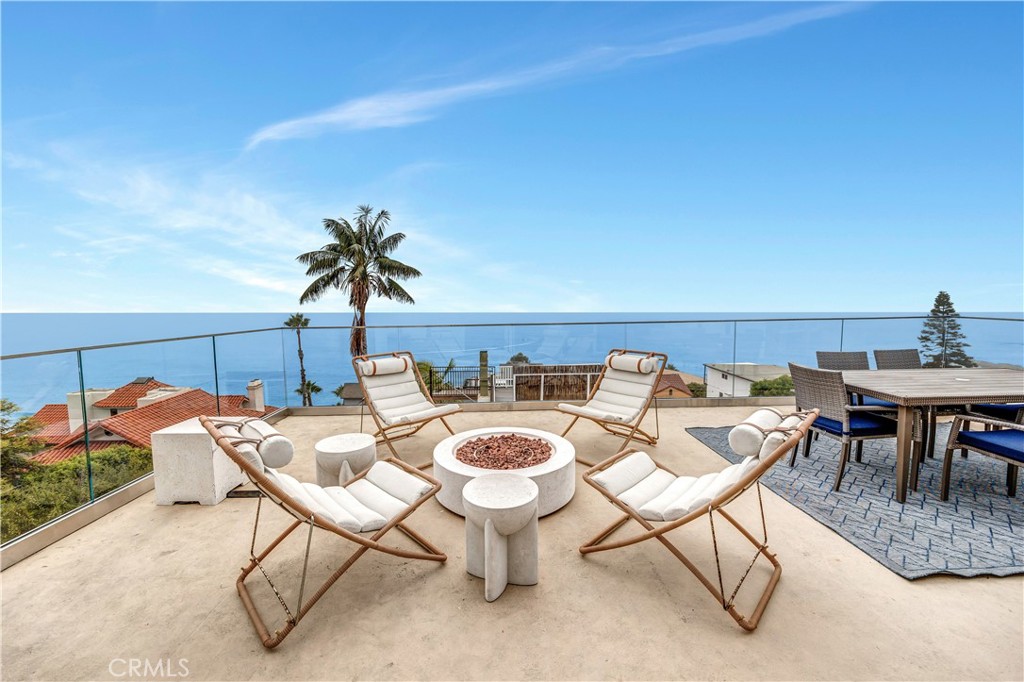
<box><xmin>79</xmin><ymin>336</ymin><xmax>217</xmax><ymax>498</ymax></box>
<box><xmin>283</xmin><ymin>327</ymin><xmax>351</xmax><ymax>406</ymax></box>
<box><xmin>623</xmin><ymin>320</ymin><xmax>734</xmax><ymax>397</ymax></box>
<box><xmin>1</xmin><ymin>351</ymin><xmax>88</xmax><ymax>543</ymax></box>
<box><xmin>950</xmin><ymin>316</ymin><xmax>1024</xmax><ymax>368</ymax></box>
<box><xmin>509</xmin><ymin>323</ymin><xmax>619</xmax><ymax>402</ymax></box>
<box><xmin>729</xmin><ymin>318</ymin><xmax>844</xmax><ymax>398</ymax></box>
<box><xmin>839</xmin><ymin>316</ymin><xmax>924</xmax><ymax>364</ymax></box>
<box><xmin>214</xmin><ymin>330</ymin><xmax>288</xmax><ymax>409</ymax></box>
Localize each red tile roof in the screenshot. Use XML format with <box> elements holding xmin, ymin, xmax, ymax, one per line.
<box><xmin>30</xmin><ymin>440</ymin><xmax>124</xmax><ymax>466</ymax></box>
<box><xmin>656</xmin><ymin>373</ymin><xmax>694</xmax><ymax>397</ymax></box>
<box><xmin>31</xmin><ymin>403</ymin><xmax>69</xmax><ymax>426</ymax></box>
<box><xmin>93</xmin><ymin>379</ymin><xmax>171</xmax><ymax>408</ymax></box>
<box><xmin>27</xmin><ymin>382</ymin><xmax>276</xmax><ymax>465</ymax></box>
<box><xmin>28</xmin><ymin>404</ymin><xmax>72</xmax><ymax>445</ymax></box>
<box><xmin>97</xmin><ymin>389</ymin><xmax>276</xmax><ymax>448</ymax></box>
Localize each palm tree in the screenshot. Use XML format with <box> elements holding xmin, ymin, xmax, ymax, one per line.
<box><xmin>297</xmin><ymin>205</ymin><xmax>421</xmax><ymax>357</ymax></box>
<box><xmin>332</xmin><ymin>384</ymin><xmax>346</xmax><ymax>406</ymax></box>
<box><xmin>294</xmin><ymin>380</ymin><xmax>322</xmax><ymax>405</ymax></box>
<box><xmin>284</xmin><ymin>313</ymin><xmax>312</xmax><ymax>406</ymax></box>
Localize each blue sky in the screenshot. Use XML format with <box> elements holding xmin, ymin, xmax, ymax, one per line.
<box><xmin>3</xmin><ymin>2</ymin><xmax>1022</xmax><ymax>314</ymax></box>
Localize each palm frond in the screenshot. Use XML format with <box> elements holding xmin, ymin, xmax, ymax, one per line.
<box><xmin>375</xmin><ymin>256</ymin><xmax>421</xmax><ymax>279</ymax></box>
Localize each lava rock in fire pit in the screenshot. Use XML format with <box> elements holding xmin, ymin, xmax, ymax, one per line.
<box><xmin>455</xmin><ymin>434</ymin><xmax>553</xmax><ymax>470</ymax></box>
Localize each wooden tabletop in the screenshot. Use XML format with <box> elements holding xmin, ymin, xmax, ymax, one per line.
<box><xmin>843</xmin><ymin>368</ymin><xmax>1024</xmax><ymax>407</ymax></box>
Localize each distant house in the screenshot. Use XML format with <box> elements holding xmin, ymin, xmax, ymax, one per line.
<box><xmin>703</xmin><ymin>363</ymin><xmax>789</xmax><ymax>398</ymax></box>
<box><xmin>654</xmin><ymin>372</ymin><xmax>694</xmax><ymax>399</ymax></box>
<box><xmin>29</xmin><ymin>378</ymin><xmax>275</xmax><ymax>465</ymax></box>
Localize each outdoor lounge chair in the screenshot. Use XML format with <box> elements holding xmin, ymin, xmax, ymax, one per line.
<box><xmin>557</xmin><ymin>349</ymin><xmax>667</xmax><ymax>465</ymax></box>
<box><xmin>352</xmin><ymin>351</ymin><xmax>461</xmax><ymax>463</ymax></box>
<box><xmin>941</xmin><ymin>413</ymin><xmax>1023</xmax><ymax>500</ymax></box>
<box><xmin>579</xmin><ymin>408</ymin><xmax>817</xmax><ymax>631</ymax></box>
<box><xmin>200</xmin><ymin>416</ymin><xmax>447</xmax><ymax>649</ymax></box>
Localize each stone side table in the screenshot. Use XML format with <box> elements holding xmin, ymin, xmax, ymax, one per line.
<box><xmin>152</xmin><ymin>417</ymin><xmax>248</xmax><ymax>505</ymax></box>
<box><xmin>462</xmin><ymin>474</ymin><xmax>539</xmax><ymax>602</ymax></box>
<box><xmin>315</xmin><ymin>433</ymin><xmax>377</xmax><ymax>486</ymax></box>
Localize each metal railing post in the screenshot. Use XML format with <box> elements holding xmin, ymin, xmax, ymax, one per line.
<box><xmin>76</xmin><ymin>350</ymin><xmax>95</xmax><ymax>502</ymax></box>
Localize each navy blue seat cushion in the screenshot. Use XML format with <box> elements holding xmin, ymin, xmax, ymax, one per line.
<box><xmin>971</xmin><ymin>403</ymin><xmax>1024</xmax><ymax>421</ymax></box>
<box><xmin>860</xmin><ymin>395</ymin><xmax>897</xmax><ymax>408</ymax></box>
<box><xmin>958</xmin><ymin>429</ymin><xmax>1024</xmax><ymax>464</ymax></box>
<box><xmin>813</xmin><ymin>412</ymin><xmax>897</xmax><ymax>438</ymax></box>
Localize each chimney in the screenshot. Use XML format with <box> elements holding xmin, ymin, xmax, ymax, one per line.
<box><xmin>246</xmin><ymin>379</ymin><xmax>265</xmax><ymax>412</ymax></box>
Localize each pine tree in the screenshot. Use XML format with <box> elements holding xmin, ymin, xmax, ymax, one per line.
<box><xmin>918</xmin><ymin>291</ymin><xmax>975</xmax><ymax>368</ymax></box>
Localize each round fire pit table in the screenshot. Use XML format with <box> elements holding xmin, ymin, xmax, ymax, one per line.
<box><xmin>432</xmin><ymin>427</ymin><xmax>575</xmax><ymax>517</ymax></box>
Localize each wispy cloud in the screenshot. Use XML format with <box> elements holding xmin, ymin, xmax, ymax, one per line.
<box><xmin>246</xmin><ymin>3</ymin><xmax>861</xmax><ymax>149</ymax></box>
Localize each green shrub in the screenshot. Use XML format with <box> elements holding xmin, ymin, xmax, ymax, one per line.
<box><xmin>1</xmin><ymin>444</ymin><xmax>152</xmax><ymax>543</ymax></box>
<box><xmin>749</xmin><ymin>375</ymin><xmax>795</xmax><ymax>397</ymax></box>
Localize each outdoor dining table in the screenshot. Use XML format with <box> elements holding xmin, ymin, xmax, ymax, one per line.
<box><xmin>842</xmin><ymin>368</ymin><xmax>1024</xmax><ymax>503</ymax></box>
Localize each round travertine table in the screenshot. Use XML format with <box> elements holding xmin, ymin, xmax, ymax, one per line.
<box><xmin>314</xmin><ymin>433</ymin><xmax>377</xmax><ymax>486</ymax></box>
<box><xmin>432</xmin><ymin>427</ymin><xmax>575</xmax><ymax>517</ymax></box>
<box><xmin>462</xmin><ymin>473</ymin><xmax>539</xmax><ymax>602</ymax></box>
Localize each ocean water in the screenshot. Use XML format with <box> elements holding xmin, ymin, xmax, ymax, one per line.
<box><xmin>2</xmin><ymin>312</ymin><xmax>1021</xmax><ymax>414</ymax></box>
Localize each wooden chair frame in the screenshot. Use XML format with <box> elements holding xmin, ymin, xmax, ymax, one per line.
<box><xmin>579</xmin><ymin>410</ymin><xmax>818</xmax><ymax>632</ymax></box>
<box><xmin>559</xmin><ymin>349</ymin><xmax>668</xmax><ymax>465</ymax></box>
<box><xmin>940</xmin><ymin>414</ymin><xmax>1023</xmax><ymax>500</ymax></box>
<box><xmin>351</xmin><ymin>350</ymin><xmax>458</xmax><ymax>464</ymax></box>
<box><xmin>200</xmin><ymin>416</ymin><xmax>447</xmax><ymax>649</ymax></box>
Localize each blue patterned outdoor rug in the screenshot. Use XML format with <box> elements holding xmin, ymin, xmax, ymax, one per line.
<box><xmin>686</xmin><ymin>425</ymin><xmax>1023</xmax><ymax>580</ymax></box>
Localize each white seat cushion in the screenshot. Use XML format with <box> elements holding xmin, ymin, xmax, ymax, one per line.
<box><xmin>594</xmin><ymin>451</ymin><xmax>762</xmax><ymax>522</ymax></box>
<box><xmin>261</xmin><ymin>461</ymin><xmax>432</xmax><ymax>533</ymax></box>
<box><xmin>591</xmin><ymin>451</ymin><xmax>658</xmax><ymax>496</ymax></box>
<box><xmin>559</xmin><ymin>366</ymin><xmax>657</xmax><ymax>424</ymax></box>
<box><xmin>361</xmin><ymin>368</ymin><xmax>461</xmax><ymax>426</ymax></box>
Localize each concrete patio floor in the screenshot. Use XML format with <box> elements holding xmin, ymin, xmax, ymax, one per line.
<box><xmin>2</xmin><ymin>406</ymin><xmax>1021</xmax><ymax>681</ymax></box>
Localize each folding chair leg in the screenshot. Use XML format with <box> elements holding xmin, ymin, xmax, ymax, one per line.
<box><xmin>561</xmin><ymin>417</ymin><xmax>580</xmax><ymax>439</ymax></box>
<box><xmin>1008</xmin><ymin>464</ymin><xmax>1019</xmax><ymax>498</ymax></box>
<box><xmin>855</xmin><ymin>441</ymin><xmax>863</xmax><ymax>463</ymax></box>
<box><xmin>833</xmin><ymin>443</ymin><xmax>851</xmax><ymax>491</ymax></box>
<box><xmin>803</xmin><ymin>432</ymin><xmax>813</xmax><ymax>458</ymax></box>
<box><xmin>941</xmin><ymin>443</ymin><xmax>955</xmax><ymax>501</ymax></box>
<box><xmin>927</xmin><ymin>412</ymin><xmax>938</xmax><ymax>459</ymax></box>
<box><xmin>910</xmin><ymin>439</ymin><xmax>923</xmax><ymax>492</ymax></box>
<box><xmin>580</xmin><ymin>506</ymin><xmax>782</xmax><ymax>631</ymax></box>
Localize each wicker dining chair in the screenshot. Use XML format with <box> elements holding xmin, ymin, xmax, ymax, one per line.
<box><xmin>579</xmin><ymin>408</ymin><xmax>818</xmax><ymax>631</ymax></box>
<box><xmin>941</xmin><ymin>414</ymin><xmax>1023</xmax><ymax>500</ymax></box>
<box><xmin>199</xmin><ymin>416</ymin><xmax>447</xmax><ymax>649</ymax></box>
<box><xmin>873</xmin><ymin>349</ymin><xmax>923</xmax><ymax>370</ymax></box>
<box><xmin>789</xmin><ymin>363</ymin><xmax>899</xmax><ymax>490</ymax></box>
<box><xmin>815</xmin><ymin>350</ymin><xmax>870</xmax><ymax>371</ymax></box>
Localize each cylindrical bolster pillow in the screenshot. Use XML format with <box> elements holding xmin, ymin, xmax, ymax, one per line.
<box><xmin>605</xmin><ymin>354</ymin><xmax>659</xmax><ymax>374</ymax></box>
<box><xmin>239</xmin><ymin>419</ymin><xmax>295</xmax><ymax>468</ymax></box>
<box><xmin>728</xmin><ymin>408</ymin><xmax>784</xmax><ymax>458</ymax></box>
<box><xmin>358</xmin><ymin>356</ymin><xmax>410</xmax><ymax>376</ymax></box>
<box><xmin>216</xmin><ymin>423</ymin><xmax>264</xmax><ymax>470</ymax></box>
<box><xmin>758</xmin><ymin>415</ymin><xmax>804</xmax><ymax>459</ymax></box>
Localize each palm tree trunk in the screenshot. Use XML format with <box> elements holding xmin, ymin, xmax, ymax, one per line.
<box><xmin>296</xmin><ymin>329</ymin><xmax>310</xmax><ymax>407</ymax></box>
<box><xmin>350</xmin><ymin>307</ymin><xmax>368</xmax><ymax>357</ymax></box>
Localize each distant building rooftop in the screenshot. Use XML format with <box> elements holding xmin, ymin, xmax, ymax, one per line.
<box><xmin>704</xmin><ymin>363</ymin><xmax>789</xmax><ymax>382</ymax></box>
<box><xmin>93</xmin><ymin>378</ymin><xmax>171</xmax><ymax>408</ymax></box>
